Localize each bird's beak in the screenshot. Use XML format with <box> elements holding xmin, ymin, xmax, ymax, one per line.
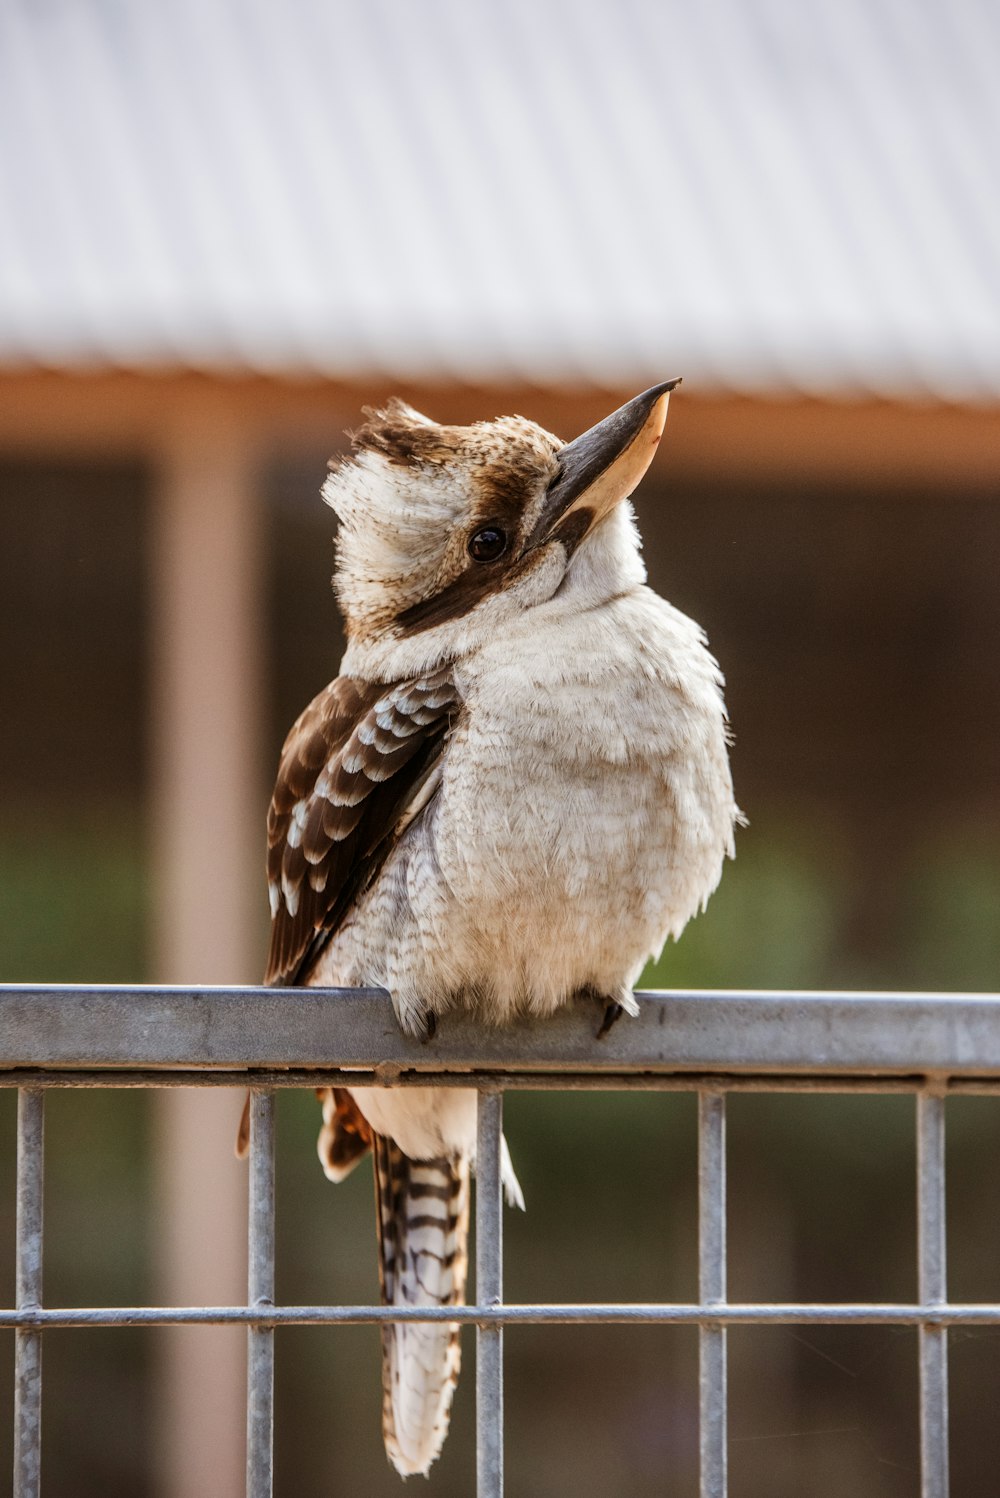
<box><xmin>529</xmin><ymin>379</ymin><xmax>682</xmax><ymax>549</ymax></box>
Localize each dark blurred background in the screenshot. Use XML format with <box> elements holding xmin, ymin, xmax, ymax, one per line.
<box><xmin>1</xmin><ymin>0</ymin><xmax>999</xmax><ymax>1495</ymax></box>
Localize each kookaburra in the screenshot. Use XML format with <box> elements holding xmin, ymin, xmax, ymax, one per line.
<box><xmin>252</xmin><ymin>382</ymin><xmax>739</xmax><ymax>1476</ymax></box>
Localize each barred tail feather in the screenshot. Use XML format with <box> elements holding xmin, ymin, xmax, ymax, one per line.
<box><xmin>373</xmin><ymin>1136</ymin><xmax>469</xmax><ymax>1477</ymax></box>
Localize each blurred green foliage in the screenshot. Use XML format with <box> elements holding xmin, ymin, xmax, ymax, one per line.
<box><xmin>0</xmin><ymin>804</ymin><xmax>148</xmax><ymax>984</ymax></box>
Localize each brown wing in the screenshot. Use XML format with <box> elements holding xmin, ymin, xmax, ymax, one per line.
<box><xmin>264</xmin><ymin>666</ymin><xmax>460</xmax><ymax>986</ymax></box>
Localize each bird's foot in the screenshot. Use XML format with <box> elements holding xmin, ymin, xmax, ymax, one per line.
<box><xmin>594</xmin><ymin>987</ymin><xmax>639</xmax><ymax>1039</ymax></box>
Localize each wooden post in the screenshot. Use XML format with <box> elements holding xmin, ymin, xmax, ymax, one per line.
<box><xmin>149</xmin><ymin>391</ymin><xmax>264</xmax><ymax>1498</ymax></box>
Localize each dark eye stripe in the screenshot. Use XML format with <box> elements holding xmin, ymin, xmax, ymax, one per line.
<box><xmin>396</xmin><ymin>548</ymin><xmax>534</xmax><ymax>636</ymax></box>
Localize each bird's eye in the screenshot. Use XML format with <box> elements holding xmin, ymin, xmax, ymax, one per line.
<box><xmin>468</xmin><ymin>526</ymin><xmax>508</xmax><ymax>562</ymax></box>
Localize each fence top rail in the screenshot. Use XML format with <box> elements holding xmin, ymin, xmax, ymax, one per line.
<box><xmin>1</xmin><ymin>985</ymin><xmax>1000</xmax><ymax>1083</ymax></box>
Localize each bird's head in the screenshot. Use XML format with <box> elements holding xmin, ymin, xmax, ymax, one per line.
<box><xmin>324</xmin><ymin>381</ymin><xmax>681</xmax><ymax>677</ymax></box>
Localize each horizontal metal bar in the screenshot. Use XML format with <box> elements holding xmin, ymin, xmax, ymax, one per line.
<box><xmin>3</xmin><ymin>1302</ymin><xmax>1000</xmax><ymax>1329</ymax></box>
<box><xmin>2</xmin><ymin>1069</ymin><xmax>987</xmax><ymax>1093</ymax></box>
<box><xmin>3</xmin><ymin>986</ymin><xmax>1000</xmax><ymax>1079</ymax></box>
<box><xmin>6</xmin><ymin>1067</ymin><xmax>1000</xmax><ymax>1094</ymax></box>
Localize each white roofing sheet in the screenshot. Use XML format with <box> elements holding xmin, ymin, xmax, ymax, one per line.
<box><xmin>0</xmin><ymin>0</ymin><xmax>998</xmax><ymax>401</ymax></box>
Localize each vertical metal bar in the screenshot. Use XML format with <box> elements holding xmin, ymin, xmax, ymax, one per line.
<box><xmin>14</xmin><ymin>1088</ymin><xmax>44</xmax><ymax>1498</ymax></box>
<box><xmin>699</xmin><ymin>1090</ymin><xmax>727</xmax><ymax>1498</ymax></box>
<box><xmin>246</xmin><ymin>1089</ymin><xmax>276</xmax><ymax>1498</ymax></box>
<box><xmin>476</xmin><ymin>1088</ymin><xmax>504</xmax><ymax>1498</ymax></box>
<box><xmin>918</xmin><ymin>1091</ymin><xmax>949</xmax><ymax>1498</ymax></box>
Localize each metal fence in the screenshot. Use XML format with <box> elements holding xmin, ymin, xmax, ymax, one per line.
<box><xmin>5</xmin><ymin>984</ymin><xmax>1000</xmax><ymax>1498</ymax></box>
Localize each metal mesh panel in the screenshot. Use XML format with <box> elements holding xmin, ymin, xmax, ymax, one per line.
<box><xmin>6</xmin><ymin>984</ymin><xmax>999</xmax><ymax>1497</ymax></box>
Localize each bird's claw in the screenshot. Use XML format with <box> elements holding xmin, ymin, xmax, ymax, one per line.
<box><xmin>594</xmin><ymin>986</ymin><xmax>639</xmax><ymax>1037</ymax></box>
<box><xmin>597</xmin><ymin>1000</ymin><xmax>624</xmax><ymax>1038</ymax></box>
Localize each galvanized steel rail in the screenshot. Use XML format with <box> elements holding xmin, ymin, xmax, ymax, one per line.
<box><xmin>6</xmin><ymin>983</ymin><xmax>1000</xmax><ymax>1498</ymax></box>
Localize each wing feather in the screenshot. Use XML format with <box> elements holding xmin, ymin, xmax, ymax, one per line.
<box><xmin>264</xmin><ymin>667</ymin><xmax>459</xmax><ymax>986</ymax></box>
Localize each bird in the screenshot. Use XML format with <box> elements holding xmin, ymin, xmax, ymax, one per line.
<box><xmin>253</xmin><ymin>382</ymin><xmax>740</xmax><ymax>1477</ymax></box>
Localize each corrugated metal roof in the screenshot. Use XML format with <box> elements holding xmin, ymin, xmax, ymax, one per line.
<box><xmin>0</xmin><ymin>0</ymin><xmax>998</xmax><ymax>401</ymax></box>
